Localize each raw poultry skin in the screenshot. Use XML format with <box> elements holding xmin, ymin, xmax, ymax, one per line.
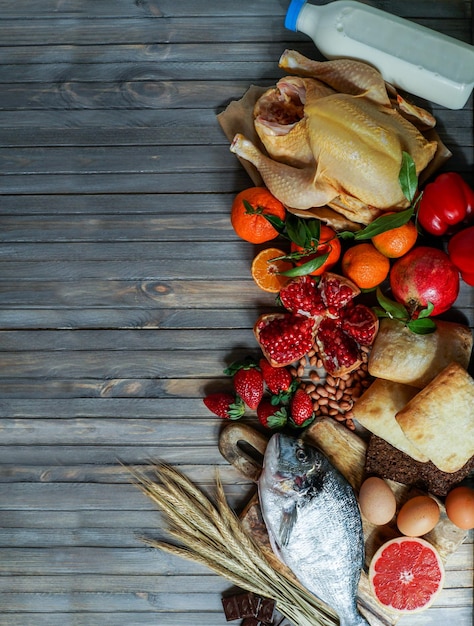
<box><xmin>230</xmin><ymin>50</ymin><xmax>438</xmax><ymax>225</ymax></box>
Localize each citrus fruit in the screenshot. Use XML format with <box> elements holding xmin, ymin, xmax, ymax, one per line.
<box><xmin>372</xmin><ymin>213</ymin><xmax>418</xmax><ymax>258</ymax></box>
<box><xmin>290</xmin><ymin>224</ymin><xmax>342</xmax><ymax>275</ymax></box>
<box><xmin>369</xmin><ymin>536</ymin><xmax>444</xmax><ymax>614</ymax></box>
<box><xmin>251</xmin><ymin>248</ymin><xmax>293</xmax><ymax>293</ymax></box>
<box><xmin>341</xmin><ymin>243</ymin><xmax>390</xmax><ymax>289</ymax></box>
<box><xmin>231</xmin><ymin>187</ymin><xmax>286</xmax><ymax>244</ymax></box>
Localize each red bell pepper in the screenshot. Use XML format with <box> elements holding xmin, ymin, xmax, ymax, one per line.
<box><xmin>417</xmin><ymin>172</ymin><xmax>474</xmax><ymax>236</ymax></box>
<box><xmin>447</xmin><ymin>225</ymin><xmax>474</xmax><ymax>286</ymax></box>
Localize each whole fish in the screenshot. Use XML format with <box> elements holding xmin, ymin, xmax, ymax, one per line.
<box><xmin>258</xmin><ymin>433</ymin><xmax>369</xmax><ymax>626</ymax></box>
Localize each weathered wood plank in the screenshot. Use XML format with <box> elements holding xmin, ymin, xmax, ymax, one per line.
<box><xmin>1</xmin><ymin>278</ymin><xmax>473</xmax><ymax>311</ymax></box>
<box><xmin>0</xmin><ymin>145</ymin><xmax>238</xmax><ymax>175</ymax></box>
<box><xmin>0</xmin><ymin>445</ymin><xmax>230</xmax><ymax>465</ymax></box>
<box><xmin>0</xmin><ymin>215</ymin><xmax>235</xmax><ymax>242</ymax></box>
<box><xmin>0</xmin><ymin>16</ymin><xmax>470</xmax><ymax>47</ymax></box>
<box><xmin>0</xmin><ymin>329</ymin><xmax>254</xmax><ymax>351</ymax></box>
<box><xmin>0</xmin><ymin>42</ymin><xmax>316</xmax><ymax>67</ymax></box>
<box><xmin>0</xmin><ymin>349</ymin><xmax>258</xmax><ymax>378</ymax></box>
<box><xmin>2</xmin><ymin>588</ymin><xmax>471</xmax><ymax>613</ymax></box>
<box><xmin>0</xmin><ymin>280</ymin><xmax>272</xmax><ymax>308</ymax></box>
<box><xmin>0</xmin><ymin>309</ymin><xmax>257</xmax><ymax>331</ymax></box>
<box><xmin>0</xmin><ymin>241</ymin><xmax>252</xmax><ymax>261</ymax></box>
<box><xmin>0</xmin><ymin>418</ymin><xmax>223</xmax><ymax>445</ymax></box>
<box><xmin>0</xmin><ymin>614</ymin><xmax>232</xmax><ymax>626</ymax></box>
<box><xmin>0</xmin><ymin>171</ymin><xmax>254</xmax><ymax>194</ymax></box>
<box><xmin>0</xmin><ymin>80</ymin><xmax>471</xmax><ymax>115</ymax></box>
<box><xmin>0</xmin><ymin>483</ymin><xmax>251</xmax><ymax>511</ymax></box>
<box><xmin>1</xmin><ymin>0</ymin><xmax>469</xmax><ymax>19</ymax></box>
<box><xmin>0</xmin><ymin>377</ymin><xmax>241</xmax><ymax>399</ymax></box>
<box><xmin>0</xmin><ymin>193</ymin><xmax>235</xmax><ymax>216</ymax></box>
<box><xmin>0</xmin><ymin>463</ymin><xmax>250</xmax><ymax>484</ymax></box>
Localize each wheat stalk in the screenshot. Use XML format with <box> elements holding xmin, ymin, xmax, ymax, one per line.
<box><xmin>126</xmin><ymin>461</ymin><xmax>338</xmax><ymax>626</ymax></box>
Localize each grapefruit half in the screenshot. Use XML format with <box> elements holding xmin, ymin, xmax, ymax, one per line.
<box><xmin>369</xmin><ymin>536</ymin><xmax>444</xmax><ymax>614</ymax></box>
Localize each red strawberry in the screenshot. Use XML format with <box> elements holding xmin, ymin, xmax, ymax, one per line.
<box><xmin>224</xmin><ymin>358</ymin><xmax>264</xmax><ymax>410</ymax></box>
<box><xmin>203</xmin><ymin>392</ymin><xmax>245</xmax><ymax>420</ymax></box>
<box><xmin>259</xmin><ymin>358</ymin><xmax>297</xmax><ymax>401</ymax></box>
<box><xmin>233</xmin><ymin>367</ymin><xmax>264</xmax><ymax>409</ymax></box>
<box><xmin>257</xmin><ymin>399</ymin><xmax>287</xmax><ymax>429</ymax></box>
<box><xmin>290</xmin><ymin>388</ymin><xmax>315</xmax><ymax>428</ymax></box>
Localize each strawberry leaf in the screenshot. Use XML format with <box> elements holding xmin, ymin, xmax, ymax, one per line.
<box><xmin>223</xmin><ymin>355</ymin><xmax>258</xmax><ymax>375</ymax></box>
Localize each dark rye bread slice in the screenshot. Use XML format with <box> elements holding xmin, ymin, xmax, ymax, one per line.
<box><xmin>365</xmin><ymin>434</ymin><xmax>474</xmax><ymax>497</ymax></box>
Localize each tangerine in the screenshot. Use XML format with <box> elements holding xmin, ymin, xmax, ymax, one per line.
<box><xmin>369</xmin><ymin>536</ymin><xmax>444</xmax><ymax>614</ymax></box>
<box><xmin>231</xmin><ymin>187</ymin><xmax>286</xmax><ymax>244</ymax></box>
<box><xmin>341</xmin><ymin>243</ymin><xmax>390</xmax><ymax>290</ymax></box>
<box><xmin>251</xmin><ymin>248</ymin><xmax>293</xmax><ymax>293</ymax></box>
<box><xmin>290</xmin><ymin>224</ymin><xmax>342</xmax><ymax>276</ymax></box>
<box><xmin>372</xmin><ymin>213</ymin><xmax>418</xmax><ymax>258</ymax></box>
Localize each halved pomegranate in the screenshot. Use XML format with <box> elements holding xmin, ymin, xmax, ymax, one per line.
<box><xmin>342</xmin><ymin>303</ymin><xmax>379</xmax><ymax>346</ymax></box>
<box><xmin>279</xmin><ymin>274</ymin><xmax>326</xmax><ymax>318</ymax></box>
<box><xmin>316</xmin><ymin>317</ymin><xmax>362</xmax><ymax>375</ymax></box>
<box><xmin>254</xmin><ymin>312</ymin><xmax>317</xmax><ymax>367</ymax></box>
<box><xmin>255</xmin><ymin>272</ymin><xmax>378</xmax><ymax>375</ymax></box>
<box><xmin>319</xmin><ymin>272</ymin><xmax>360</xmax><ymax>312</ymax></box>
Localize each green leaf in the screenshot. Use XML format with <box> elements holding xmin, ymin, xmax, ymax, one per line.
<box><xmin>372</xmin><ymin>306</ymin><xmax>391</xmax><ymax>318</ymax></box>
<box><xmin>353</xmin><ymin>207</ymin><xmax>414</xmax><ymax>240</ymax></box>
<box><xmin>338</xmin><ymin>230</ymin><xmax>356</xmax><ymax>240</ymax></box>
<box><xmin>280</xmin><ymin>252</ymin><xmax>330</xmax><ymax>277</ymax></box>
<box><xmin>375</xmin><ymin>288</ymin><xmax>409</xmax><ymax>320</ymax></box>
<box><xmin>407</xmin><ymin>317</ymin><xmax>437</xmax><ymax>334</ymax></box>
<box><xmin>417</xmin><ymin>302</ymin><xmax>435</xmax><ymax>319</ymax></box>
<box><xmin>399</xmin><ymin>151</ymin><xmax>418</xmax><ymax>203</ymax></box>
<box><xmin>263</xmin><ymin>213</ymin><xmax>286</xmax><ymax>233</ymax></box>
<box><xmin>307</xmin><ymin>219</ymin><xmax>321</xmax><ymax>241</ymax></box>
<box><xmin>223</xmin><ymin>355</ymin><xmax>257</xmax><ymax>375</ymax></box>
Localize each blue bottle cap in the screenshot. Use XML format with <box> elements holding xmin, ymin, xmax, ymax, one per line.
<box><xmin>285</xmin><ymin>0</ymin><xmax>307</xmax><ymax>32</ymax></box>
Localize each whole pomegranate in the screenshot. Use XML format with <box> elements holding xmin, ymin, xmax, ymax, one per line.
<box><xmin>390</xmin><ymin>246</ymin><xmax>460</xmax><ymax>317</ymax></box>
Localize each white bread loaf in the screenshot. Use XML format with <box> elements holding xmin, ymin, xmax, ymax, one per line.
<box><xmin>395</xmin><ymin>362</ymin><xmax>474</xmax><ymax>473</ymax></box>
<box><xmin>368</xmin><ymin>318</ymin><xmax>472</xmax><ymax>388</ymax></box>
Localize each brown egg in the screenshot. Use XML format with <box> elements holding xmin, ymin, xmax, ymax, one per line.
<box><xmin>397</xmin><ymin>495</ymin><xmax>440</xmax><ymax>537</ymax></box>
<box><xmin>445</xmin><ymin>486</ymin><xmax>474</xmax><ymax>530</ymax></box>
<box><xmin>358</xmin><ymin>476</ymin><xmax>397</xmax><ymax>525</ymax></box>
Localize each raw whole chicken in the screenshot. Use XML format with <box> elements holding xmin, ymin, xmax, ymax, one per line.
<box><xmin>229</xmin><ymin>50</ymin><xmax>440</xmax><ymax>226</ymax></box>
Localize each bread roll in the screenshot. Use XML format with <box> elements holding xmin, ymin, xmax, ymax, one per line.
<box><xmin>352</xmin><ymin>378</ymin><xmax>427</xmax><ymax>461</ymax></box>
<box><xmin>395</xmin><ymin>362</ymin><xmax>474</xmax><ymax>473</ymax></box>
<box><xmin>368</xmin><ymin>318</ymin><xmax>472</xmax><ymax>388</ymax></box>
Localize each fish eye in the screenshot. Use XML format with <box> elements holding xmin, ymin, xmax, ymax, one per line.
<box><xmin>295</xmin><ymin>447</ymin><xmax>307</xmax><ymax>462</ymax></box>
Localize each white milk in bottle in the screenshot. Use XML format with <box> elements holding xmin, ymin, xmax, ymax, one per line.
<box><xmin>285</xmin><ymin>0</ymin><xmax>474</xmax><ymax>109</ymax></box>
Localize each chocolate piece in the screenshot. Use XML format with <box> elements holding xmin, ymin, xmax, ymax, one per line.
<box><xmin>241</xmin><ymin>619</ymin><xmax>265</xmax><ymax>626</ymax></box>
<box><xmin>365</xmin><ymin>434</ymin><xmax>474</xmax><ymax>496</ymax></box>
<box><xmin>255</xmin><ymin>596</ymin><xmax>275</xmax><ymax>623</ymax></box>
<box><xmin>221</xmin><ymin>591</ymin><xmax>259</xmax><ymax>621</ymax></box>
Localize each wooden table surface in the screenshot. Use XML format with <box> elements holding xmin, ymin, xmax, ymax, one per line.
<box><xmin>0</xmin><ymin>1</ymin><xmax>473</xmax><ymax>624</ymax></box>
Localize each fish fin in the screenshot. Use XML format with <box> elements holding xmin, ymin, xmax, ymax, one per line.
<box><xmin>279</xmin><ymin>502</ymin><xmax>297</xmax><ymax>547</ymax></box>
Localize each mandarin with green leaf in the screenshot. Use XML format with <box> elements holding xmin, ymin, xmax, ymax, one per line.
<box><xmin>231</xmin><ymin>187</ymin><xmax>286</xmax><ymax>244</ymax></box>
